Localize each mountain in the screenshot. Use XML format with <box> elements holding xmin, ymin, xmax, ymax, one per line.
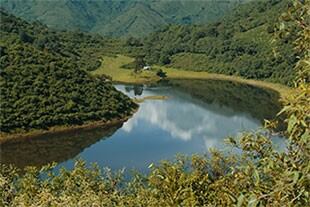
<box><xmin>140</xmin><ymin>0</ymin><xmax>297</xmax><ymax>85</ymax></box>
<box><xmin>0</xmin><ymin>11</ymin><xmax>137</xmax><ymax>133</ymax></box>
<box><xmin>0</xmin><ymin>0</ymin><xmax>243</xmax><ymax>37</ymax></box>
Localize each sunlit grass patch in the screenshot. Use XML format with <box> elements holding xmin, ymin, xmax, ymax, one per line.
<box><xmin>91</xmin><ymin>55</ymin><xmax>160</xmax><ymax>84</ymax></box>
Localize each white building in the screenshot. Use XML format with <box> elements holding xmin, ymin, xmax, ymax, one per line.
<box><xmin>143</xmin><ymin>65</ymin><xmax>151</xmax><ymax>70</ymax></box>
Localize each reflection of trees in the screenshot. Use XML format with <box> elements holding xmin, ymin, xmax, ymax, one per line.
<box><xmin>125</xmin><ymin>86</ymin><xmax>132</xmax><ymax>93</ymax></box>
<box><xmin>124</xmin><ymin>85</ymin><xmax>144</xmax><ymax>96</ymax></box>
<box><xmin>166</xmin><ymin>79</ymin><xmax>282</xmax><ymax>122</ymax></box>
<box><xmin>0</xmin><ymin>125</ymin><xmax>121</xmax><ymax>168</ymax></box>
<box><xmin>134</xmin><ymin>85</ymin><xmax>143</xmax><ymax>96</ymax></box>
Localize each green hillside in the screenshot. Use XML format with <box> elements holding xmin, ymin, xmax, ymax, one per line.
<box><xmin>141</xmin><ymin>0</ymin><xmax>297</xmax><ymax>85</ymax></box>
<box><xmin>0</xmin><ymin>0</ymin><xmax>241</xmax><ymax>37</ymax></box>
<box><xmin>0</xmin><ymin>11</ymin><xmax>137</xmax><ymax>134</ymax></box>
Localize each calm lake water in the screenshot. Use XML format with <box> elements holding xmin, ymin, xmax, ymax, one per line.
<box><xmin>0</xmin><ymin>80</ymin><xmax>286</xmax><ymax>173</ymax></box>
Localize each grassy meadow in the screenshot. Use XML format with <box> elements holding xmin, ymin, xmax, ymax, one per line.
<box><xmin>91</xmin><ymin>55</ymin><xmax>292</xmax><ymax>99</ymax></box>
<box><xmin>91</xmin><ymin>55</ymin><xmax>160</xmax><ymax>84</ymax></box>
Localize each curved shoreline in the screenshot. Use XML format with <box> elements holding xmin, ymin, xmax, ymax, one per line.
<box><xmin>1</xmin><ymin>71</ymin><xmax>292</xmax><ymax>144</ymax></box>
<box><xmin>91</xmin><ymin>55</ymin><xmax>292</xmax><ymax>99</ymax></box>
<box><xmin>0</xmin><ymin>109</ymin><xmax>138</xmax><ymax>144</ymax></box>
<box><xmin>162</xmin><ymin>69</ymin><xmax>292</xmax><ymax>100</ymax></box>
<box><xmin>113</xmin><ymin>73</ymin><xmax>292</xmax><ymax>101</ymax></box>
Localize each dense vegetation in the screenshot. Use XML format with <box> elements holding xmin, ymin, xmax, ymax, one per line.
<box><xmin>0</xmin><ymin>1</ymin><xmax>309</xmax><ymax>206</ymax></box>
<box><xmin>141</xmin><ymin>0</ymin><xmax>297</xmax><ymax>85</ymax></box>
<box><xmin>1</xmin><ymin>0</ymin><xmax>299</xmax><ymax>85</ymax></box>
<box><xmin>1</xmin><ymin>74</ymin><xmax>309</xmax><ymax>206</ymax></box>
<box><xmin>0</xmin><ymin>11</ymin><xmax>137</xmax><ymax>133</ymax></box>
<box><xmin>0</xmin><ymin>0</ymin><xmax>243</xmax><ymax>37</ymax></box>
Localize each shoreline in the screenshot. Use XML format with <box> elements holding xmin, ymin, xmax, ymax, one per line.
<box><xmin>0</xmin><ymin>109</ymin><xmax>137</xmax><ymax>144</ymax></box>
<box><xmin>166</xmin><ymin>73</ymin><xmax>292</xmax><ymax>100</ymax></box>
<box><xmin>91</xmin><ymin>55</ymin><xmax>292</xmax><ymax>99</ymax></box>
<box><xmin>114</xmin><ymin>70</ymin><xmax>292</xmax><ymax>100</ymax></box>
<box><xmin>133</xmin><ymin>95</ymin><xmax>169</xmax><ymax>103</ymax></box>
<box><xmin>1</xmin><ymin>62</ymin><xmax>292</xmax><ymax>143</ymax></box>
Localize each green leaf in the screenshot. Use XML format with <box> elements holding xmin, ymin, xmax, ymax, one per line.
<box><xmin>237</xmin><ymin>194</ymin><xmax>245</xmax><ymax>207</ymax></box>
<box><xmin>247</xmin><ymin>194</ymin><xmax>258</xmax><ymax>207</ymax></box>
<box><xmin>148</xmin><ymin>163</ymin><xmax>154</xmax><ymax>169</ymax></box>
<box><xmin>277</xmin><ymin>106</ymin><xmax>291</xmax><ymax>116</ymax></box>
<box><xmin>292</xmin><ymin>171</ymin><xmax>299</xmax><ymax>184</ymax></box>
<box><xmin>288</xmin><ymin>115</ymin><xmax>297</xmax><ymax>133</ymax></box>
<box><xmin>254</xmin><ymin>169</ymin><xmax>260</xmax><ymax>185</ymax></box>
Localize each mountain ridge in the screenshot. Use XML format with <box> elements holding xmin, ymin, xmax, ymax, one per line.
<box><xmin>0</xmin><ymin>0</ymin><xmax>244</xmax><ymax>37</ymax></box>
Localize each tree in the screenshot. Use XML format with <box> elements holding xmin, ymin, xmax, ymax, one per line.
<box><xmin>19</xmin><ymin>30</ymin><xmax>33</xmax><ymax>43</ymax></box>
<box><xmin>0</xmin><ymin>46</ymin><xmax>6</xmax><ymax>57</ymax></box>
<box><xmin>156</xmin><ymin>69</ymin><xmax>167</xmax><ymax>78</ymax></box>
<box><xmin>126</xmin><ymin>37</ymin><xmax>143</xmax><ymax>47</ymax></box>
<box><xmin>133</xmin><ymin>56</ymin><xmax>145</xmax><ymax>73</ymax></box>
<box><xmin>159</xmin><ymin>54</ymin><xmax>171</xmax><ymax>65</ymax></box>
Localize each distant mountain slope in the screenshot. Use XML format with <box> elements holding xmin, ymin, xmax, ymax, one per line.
<box><xmin>93</xmin><ymin>2</ymin><xmax>167</xmax><ymax>37</ymax></box>
<box><xmin>0</xmin><ymin>11</ymin><xmax>137</xmax><ymax>133</ymax></box>
<box><xmin>0</xmin><ymin>0</ymin><xmax>242</xmax><ymax>37</ymax></box>
<box><xmin>141</xmin><ymin>0</ymin><xmax>297</xmax><ymax>85</ymax></box>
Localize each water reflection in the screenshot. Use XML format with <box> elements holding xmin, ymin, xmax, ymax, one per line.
<box><xmin>0</xmin><ymin>80</ymin><xmax>284</xmax><ymax>172</ymax></box>
<box><xmin>0</xmin><ymin>125</ymin><xmax>121</xmax><ymax>168</ymax></box>
<box><xmin>125</xmin><ymin>85</ymin><xmax>144</xmax><ymax>96</ymax></box>
<box><xmin>162</xmin><ymin>79</ymin><xmax>282</xmax><ymax>122</ymax></box>
<box><xmin>118</xmin><ymin>84</ymin><xmax>260</xmax><ymax>147</ymax></box>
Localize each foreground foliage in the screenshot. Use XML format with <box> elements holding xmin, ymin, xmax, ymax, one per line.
<box><xmin>1</xmin><ymin>118</ymin><xmax>309</xmax><ymax>206</ymax></box>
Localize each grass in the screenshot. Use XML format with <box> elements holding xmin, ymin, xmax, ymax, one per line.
<box><xmin>91</xmin><ymin>55</ymin><xmax>292</xmax><ymax>99</ymax></box>
<box><xmin>91</xmin><ymin>55</ymin><xmax>160</xmax><ymax>84</ymax></box>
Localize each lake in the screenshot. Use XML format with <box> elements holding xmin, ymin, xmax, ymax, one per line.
<box><xmin>0</xmin><ymin>79</ymin><xmax>285</xmax><ymax>173</ymax></box>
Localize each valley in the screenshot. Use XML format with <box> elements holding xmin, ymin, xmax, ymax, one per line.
<box><xmin>1</xmin><ymin>82</ymin><xmax>285</xmax><ymax>171</ymax></box>
<box><xmin>0</xmin><ymin>0</ymin><xmax>297</xmax><ymax>171</ymax></box>
<box><xmin>0</xmin><ymin>0</ymin><xmax>309</xmax><ymax>206</ymax></box>
<box><xmin>1</xmin><ymin>0</ymin><xmax>241</xmax><ymax>37</ymax></box>
<box><xmin>92</xmin><ymin>55</ymin><xmax>291</xmax><ymax>98</ymax></box>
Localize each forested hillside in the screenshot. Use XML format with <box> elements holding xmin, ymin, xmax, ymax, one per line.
<box><xmin>0</xmin><ymin>0</ymin><xmax>242</xmax><ymax>37</ymax></box>
<box><xmin>0</xmin><ymin>11</ymin><xmax>137</xmax><ymax>133</ymax></box>
<box><xmin>141</xmin><ymin>0</ymin><xmax>297</xmax><ymax>85</ymax></box>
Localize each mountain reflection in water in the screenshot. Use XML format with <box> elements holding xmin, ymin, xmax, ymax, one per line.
<box><xmin>122</xmin><ymin>93</ymin><xmax>259</xmax><ymax>143</ymax></box>
<box><xmin>0</xmin><ymin>125</ymin><xmax>121</xmax><ymax>168</ymax></box>
<box><xmin>0</xmin><ymin>80</ymin><xmax>284</xmax><ymax>172</ymax></box>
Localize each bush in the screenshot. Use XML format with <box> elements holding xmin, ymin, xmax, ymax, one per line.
<box><xmin>156</xmin><ymin>69</ymin><xmax>167</xmax><ymax>78</ymax></box>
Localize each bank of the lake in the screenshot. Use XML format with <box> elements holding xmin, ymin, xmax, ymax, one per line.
<box><xmin>1</xmin><ymin>83</ymin><xmax>286</xmax><ymax>170</ymax></box>
<box><xmin>3</xmin><ymin>54</ymin><xmax>290</xmax><ymax>143</ymax></box>
<box><xmin>161</xmin><ymin>67</ymin><xmax>292</xmax><ymax>99</ymax></box>
<box><xmin>92</xmin><ymin>55</ymin><xmax>292</xmax><ymax>99</ymax></box>
<box><xmin>133</xmin><ymin>95</ymin><xmax>169</xmax><ymax>103</ymax></box>
<box><xmin>0</xmin><ymin>109</ymin><xmax>138</xmax><ymax>144</ymax></box>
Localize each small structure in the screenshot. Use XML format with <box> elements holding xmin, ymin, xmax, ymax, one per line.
<box><xmin>143</xmin><ymin>65</ymin><xmax>151</xmax><ymax>70</ymax></box>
